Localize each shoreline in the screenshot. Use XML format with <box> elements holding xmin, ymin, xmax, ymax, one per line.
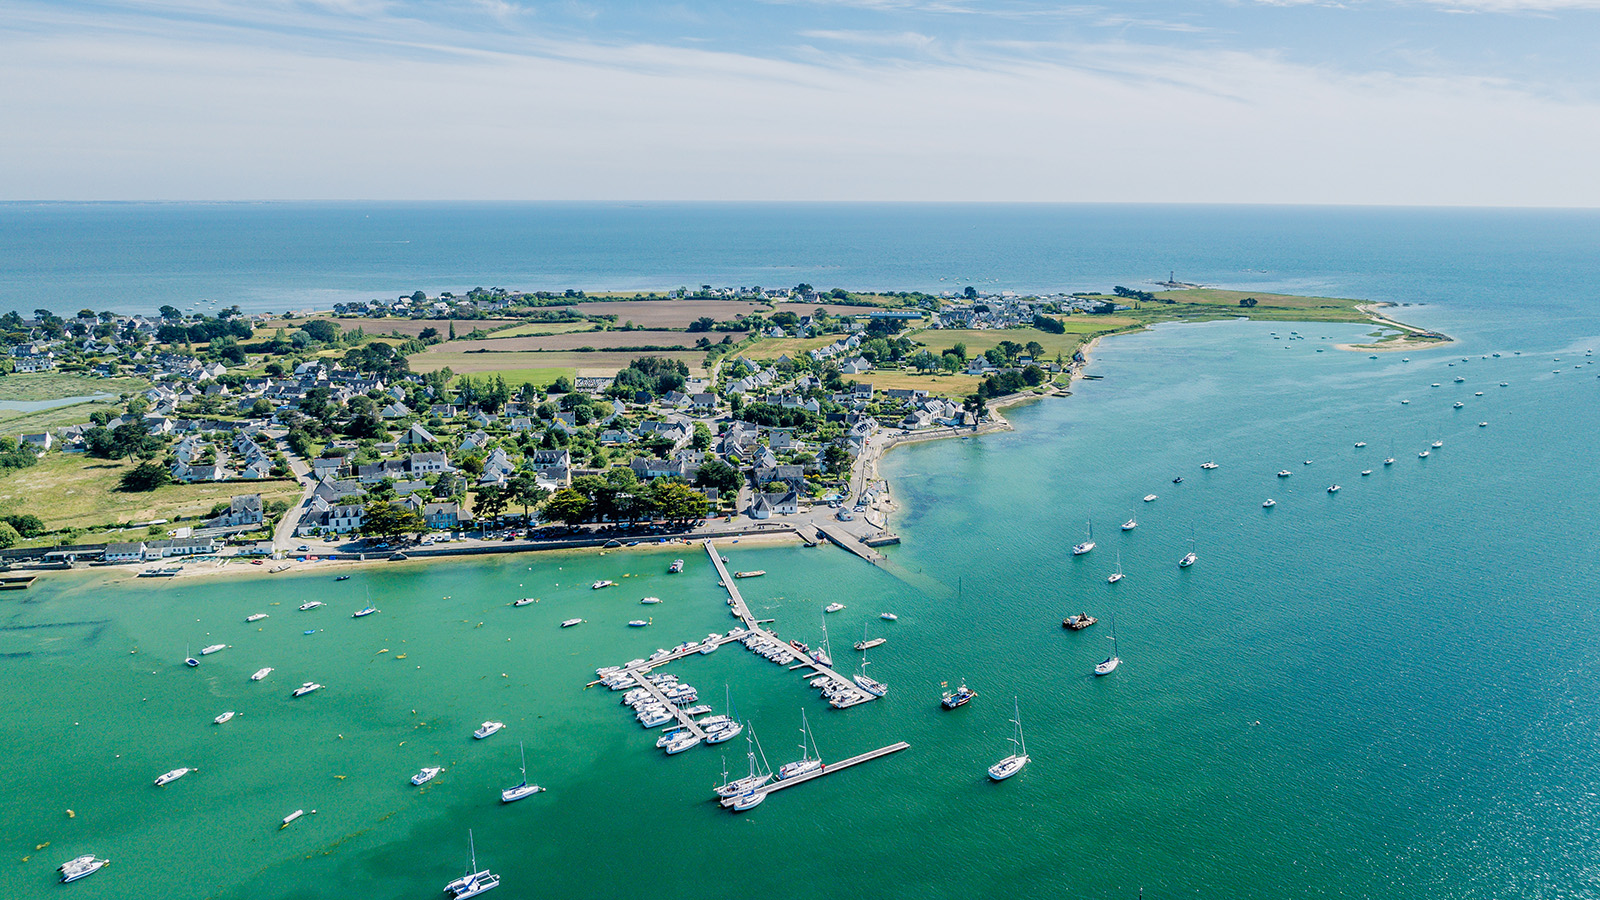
<box><xmin>1336</xmin><ymin>302</ymin><xmax>1453</xmax><ymax>352</ymax></box>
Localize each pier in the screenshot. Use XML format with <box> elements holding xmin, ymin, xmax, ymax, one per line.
<box><xmin>811</xmin><ymin>525</ymin><xmax>887</xmax><ymax>564</ymax></box>
<box><xmin>748</xmin><ymin>741</ymin><xmax>910</xmax><ymax>800</ymax></box>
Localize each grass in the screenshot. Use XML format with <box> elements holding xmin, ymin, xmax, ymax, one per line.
<box><xmin>427</xmin><ymin>331</ymin><xmax>728</xmax><ymax>352</ymax></box>
<box><xmin>0</xmin><ymin>399</ymin><xmax>122</xmax><ymax>433</ymax></box>
<box><xmin>0</xmin><ymin>372</ymin><xmax>148</xmax><ymax>402</ymax></box>
<box><xmin>0</xmin><ymin>454</ymin><xmax>303</xmax><ymax>534</ymax></box>
<box><xmin>742</xmin><ymin>335</ymin><xmax>840</xmax><ymax>359</ymax></box>
<box><xmin>256</xmin><ymin>317</ymin><xmax>522</xmax><ymax>338</ymax></box>
<box><xmin>854</xmin><ymin>371</ymin><xmax>987</xmax><ymax>398</ymax></box>
<box><xmin>410</xmin><ymin>350</ymin><xmax>708</xmax><ymax>378</ymax></box>
<box><xmin>488</xmin><ymin>321</ymin><xmax>598</xmax><ymax>338</ymax></box>
<box><xmin>910</xmin><ymin>325</ymin><xmax>1129</xmax><ymax>361</ymax></box>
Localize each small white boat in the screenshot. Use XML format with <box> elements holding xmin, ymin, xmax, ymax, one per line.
<box><xmin>855</xmin><ymin>637</ymin><xmax>886</xmax><ymax>651</ymax></box>
<box><xmin>729</xmin><ymin>789</ymin><xmax>766</xmax><ymax>811</ymax></box>
<box><xmin>1500</xmin><ymin>382</ymin><xmax>1509</xmax><ymax>387</ymax></box>
<box><xmin>1121</xmin><ymin>518</ymin><xmax>1137</xmax><ymax>531</ymax></box>
<box><xmin>628</xmin><ymin>619</ymin><xmax>650</xmax><ymax>627</ymax></box>
<box><xmin>200</xmin><ymin>644</ymin><xmax>226</xmax><ymax>657</ymax></box>
<box><xmin>824</xmin><ymin>603</ymin><xmax>846</xmax><ymax>613</ymax></box>
<box><xmin>1419</xmin><ymin>450</ymin><xmax>1430</xmax><ymax>457</ymax></box>
<box><xmin>293</xmin><ymin>682</ymin><xmax>323</xmax><ymax>697</ymax></box>
<box><xmin>1107</xmin><ymin>551</ymin><xmax>1125</xmax><ymax>584</ymax></box>
<box><xmin>640</xmin><ymin>597</ymin><xmax>662</xmax><ymax>604</ymax></box>
<box><xmin>1475</xmin><ymin>391</ymin><xmax>1483</xmax><ymax>396</ymax></box>
<box><xmin>1327</xmin><ymin>484</ymin><xmax>1341</xmax><ymax>493</ymax></box>
<box><xmin>1071</xmin><ymin>519</ymin><xmax>1095</xmax><ymax>555</ymax></box>
<box><xmin>1401</xmin><ymin>399</ymin><xmax>1410</xmax><ymax>404</ymax></box>
<box><xmin>298</xmin><ymin>601</ymin><xmax>323</xmax><ymax>611</ymax></box>
<box><xmin>185</xmin><ymin>653</ymin><xmax>199</xmax><ymax>669</ymax></box>
<box><xmin>1432</xmin><ymin>440</ymin><xmax>1444</xmax><ymax>448</ymax></box>
<box><xmin>214</xmin><ymin>711</ymin><xmax>235</xmax><ymax>725</ymax></box>
<box><xmin>1479</xmin><ymin>421</ymin><xmax>1488</xmax><ymax>427</ymax></box>
<box><xmin>669</xmin><ymin>559</ymin><xmax>684</xmax><ymax>573</ymax></box>
<box><xmin>1361</xmin><ymin>470</ymin><xmax>1372</xmax><ymax>476</ymax></box>
<box><xmin>560</xmin><ymin>618</ymin><xmax>583</xmax><ymax>628</ymax></box>
<box><xmin>411</xmin><ymin>766</ymin><xmax>442</xmax><ymax>786</ymax></box>
<box><xmin>1262</xmin><ymin>499</ymin><xmax>1276</xmax><ymax>508</ymax></box>
<box><xmin>246</xmin><ymin>613</ymin><xmax>268</xmax><ymax>622</ymax></box>
<box><xmin>1143</xmin><ymin>494</ymin><xmax>1158</xmax><ymax>502</ymax></box>
<box><xmin>734</xmin><ymin>571</ymin><xmax>766</xmax><ymax>579</ymax></box>
<box><xmin>1354</xmin><ymin>442</ymin><xmax>1367</xmax><ymax>448</ymax></box>
<box><xmin>1200</xmin><ymin>461</ymin><xmax>1218</xmax><ymax>470</ymax></box>
<box><xmin>352</xmin><ymin>606</ymin><xmax>377</xmax><ymax>618</ymax></box>
<box><xmin>1304</xmin><ymin>460</ymin><xmax>1314</xmax><ymax>465</ymax></box>
<box><xmin>1385</xmin><ymin>457</ymin><xmax>1396</xmax><ymax>466</ymax></box>
<box><xmin>280</xmin><ymin>809</ymin><xmax>304</xmax><ymax>828</ymax></box>
<box><xmin>1431</xmin><ymin>382</ymin><xmax>1441</xmax><ymax>387</ymax></box>
<box><xmin>58</xmin><ymin>856</ymin><xmax>109</xmax><ymax>883</ymax></box>
<box><xmin>987</xmin><ymin>698</ymin><xmax>1030</xmax><ymax>780</ymax></box>
<box><xmin>154</xmin><ymin>767</ymin><xmax>192</xmax><ymax>786</ymax></box>
<box><xmin>1453</xmin><ymin>401</ymin><xmax>1464</xmax><ymax>409</ymax></box>
<box><xmin>592</xmin><ymin>580</ymin><xmax>616</xmax><ymax>590</ymax></box>
<box><xmin>474</xmin><ymin>721</ymin><xmax>505</xmax><ymax>740</ymax></box>
<box><xmin>513</xmin><ymin>598</ymin><xmax>536</xmax><ymax>606</ymax></box>
<box><xmin>1277</xmin><ymin>470</ymin><xmax>1292</xmax><ymax>477</ymax></box>
<box><xmin>251</xmin><ymin>667</ymin><xmax>273</xmax><ymax>681</ymax></box>
<box><xmin>880</xmin><ymin>613</ymin><xmax>898</xmax><ymax>621</ymax></box>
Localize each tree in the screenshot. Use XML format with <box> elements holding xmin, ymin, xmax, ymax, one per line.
<box><xmin>0</xmin><ymin>521</ymin><xmax>19</xmax><ymax>549</ymax></box>
<box><xmin>300</xmin><ymin>320</ymin><xmax>340</xmax><ymax>344</ymax></box>
<box><xmin>910</xmin><ymin>350</ymin><xmax>939</xmax><ymax>373</ymax></box>
<box><xmin>361</xmin><ymin>502</ymin><xmax>425</xmax><ymax>541</ymax></box>
<box><xmin>418</xmin><ymin>327</ymin><xmax>441</xmax><ymax>344</ymax></box>
<box><xmin>3</xmin><ymin>513</ymin><xmax>44</xmax><ymax>537</ymax></box>
<box><xmin>1031</xmin><ymin>314</ymin><xmax>1066</xmax><ymax>334</ymax></box>
<box><xmin>687</xmin><ymin>316</ymin><xmax>716</xmax><ymax>333</ymax></box>
<box><xmin>1025</xmin><ymin>341</ymin><xmax>1044</xmax><ymax>360</ymax></box>
<box><xmin>963</xmin><ymin>285</ymin><xmax>978</xmax><ymax>300</ymax></box>
<box><xmin>822</xmin><ymin>442</ymin><xmax>851</xmax><ymax>475</ymax></box>
<box><xmin>507</xmin><ymin>474</ymin><xmax>540</xmax><ymax>522</ymax></box>
<box><xmin>692</xmin><ymin>422</ymin><xmax>712</xmax><ymax>451</ymax></box>
<box><xmin>694</xmin><ymin>459</ymin><xmax>741</xmax><ymax>497</ymax></box>
<box><xmin>474</xmin><ymin>485</ymin><xmax>508</xmax><ymax>525</ymax></box>
<box><xmin>251</xmin><ymin>398</ymin><xmax>274</xmax><ymax>418</ymax></box>
<box><xmin>549</xmin><ymin>375</ymin><xmax>573</xmax><ymax>393</ymax></box>
<box><xmin>542</xmin><ymin>488</ymin><xmax>591</xmax><ymax>525</ymax></box>
<box><xmin>650</xmin><ymin>480</ymin><xmax>709</xmax><ymax>524</ymax></box>
<box><xmin>1239</xmin><ymin>297</ymin><xmax>1258</xmax><ymax>307</ymax></box>
<box><xmin>119</xmin><ymin>461</ymin><xmax>171</xmax><ymax>492</ymax></box>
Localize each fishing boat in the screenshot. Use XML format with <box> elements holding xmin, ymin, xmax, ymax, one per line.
<box><xmin>1072</xmin><ymin>519</ymin><xmax>1095</xmax><ymax>556</ymax></box>
<box><xmin>941</xmin><ymin>680</ymin><xmax>976</xmax><ymax>709</ymax></box>
<box><xmin>1062</xmin><ymin>613</ymin><xmax>1096</xmax><ymax>630</ymax></box>
<box><xmin>474</xmin><ymin>721</ymin><xmax>505</xmax><ymax>740</ymax></box>
<box><xmin>1143</xmin><ymin>494</ymin><xmax>1158</xmax><ymax>502</ymax></box>
<box><xmin>777</xmin><ymin>711</ymin><xmax>823</xmax><ymax>780</ymax></box>
<box><xmin>1200</xmin><ymin>461</ymin><xmax>1218</xmax><ymax>469</ymax></box>
<box><xmin>824</xmin><ymin>602</ymin><xmax>846</xmax><ymax>613</ymax></box>
<box><xmin>513</xmin><ymin>598</ymin><xmax>536</xmax><ymax>606</ymax></box>
<box><xmin>58</xmin><ymin>856</ymin><xmax>109</xmax><ymax>883</ymax></box>
<box><xmin>1277</xmin><ymin>470</ymin><xmax>1292</xmax><ymax>477</ymax></box>
<box><xmin>298</xmin><ymin>601</ymin><xmax>323</xmax><ymax>611</ymax></box>
<box><xmin>880</xmin><ymin>613</ymin><xmax>898</xmax><ymax>621</ymax></box>
<box><xmin>1262</xmin><ymin>498</ymin><xmax>1276</xmax><ymax>508</ymax></box>
<box><xmin>1095</xmin><ymin>619</ymin><xmax>1122</xmax><ymax>676</ymax></box>
<box><xmin>154</xmin><ymin>767</ymin><xmax>192</xmax><ymax>786</ymax></box>
<box><xmin>560</xmin><ymin>618</ymin><xmax>583</xmax><ymax>628</ymax></box>
<box><xmin>214</xmin><ymin>711</ymin><xmax>235</xmax><ymax>725</ymax></box>
<box><xmin>592</xmin><ymin>580</ymin><xmax>615</xmax><ymax>590</ymax></box>
<box><xmin>627</xmin><ymin>619</ymin><xmax>650</xmax><ymax>627</ymax></box>
<box><xmin>987</xmin><ymin>698</ymin><xmax>1029</xmax><ymax>780</ymax></box>
<box><xmin>854</xmin><ymin>637</ymin><xmax>886</xmax><ymax>651</ymax></box>
<box><xmin>669</xmin><ymin>559</ymin><xmax>684</xmax><ymax>573</ymax></box>
<box><xmin>411</xmin><ymin>766</ymin><xmax>442</xmax><ymax>786</ymax></box>
<box><xmin>853</xmin><ymin>629</ymin><xmax>887</xmax><ymax>697</ymax></box>
<box><xmin>444</xmin><ymin>830</ymin><xmax>500</xmax><ymax>898</ymax></box>
<box><xmin>246</xmin><ymin>613</ymin><xmax>268</xmax><ymax>622</ymax></box>
<box><xmin>733</xmin><ymin>571</ymin><xmax>765</xmax><ymax>579</ymax></box>
<box><xmin>640</xmin><ymin>596</ymin><xmax>662</xmax><ymax>604</ymax></box>
<box><xmin>501</xmin><ymin>742</ymin><xmax>544</xmax><ymax>802</ymax></box>
<box><xmin>1107</xmin><ymin>551</ymin><xmax>1124</xmax><ymax>584</ymax></box>
<box><xmin>250</xmin><ymin>667</ymin><xmax>273</xmax><ymax>681</ymax></box>
<box><xmin>292</xmin><ymin>682</ymin><xmax>323</xmax><ymax>697</ymax></box>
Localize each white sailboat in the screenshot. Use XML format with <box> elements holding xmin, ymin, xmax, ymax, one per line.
<box><xmin>1072</xmin><ymin>519</ymin><xmax>1096</xmax><ymax>555</ymax></box>
<box><xmin>811</xmin><ymin>617</ymin><xmax>833</xmax><ymax>667</ymax></box>
<box><xmin>1121</xmin><ymin>510</ymin><xmax>1137</xmax><ymax>531</ymax></box>
<box><xmin>715</xmin><ymin>731</ymin><xmax>774</xmax><ymax>798</ymax></box>
<box><xmin>987</xmin><ymin>698</ymin><xmax>1029</xmax><ymax>781</ymax></box>
<box><xmin>1095</xmin><ymin>618</ymin><xmax>1121</xmax><ymax>676</ymax></box>
<box><xmin>853</xmin><ymin>627</ymin><xmax>887</xmax><ymax>697</ymax></box>
<box><xmin>1178</xmin><ymin>535</ymin><xmax>1197</xmax><ymax>568</ymax></box>
<box><xmin>777</xmin><ymin>711</ymin><xmax>823</xmax><ymax>780</ymax></box>
<box><xmin>501</xmin><ymin>742</ymin><xmax>543</xmax><ymax>802</ymax></box>
<box><xmin>1107</xmin><ymin>552</ymin><xmax>1124</xmax><ymax>584</ymax></box>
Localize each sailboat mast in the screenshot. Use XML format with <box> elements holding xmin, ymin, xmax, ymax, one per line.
<box><xmin>1015</xmin><ymin>699</ymin><xmax>1027</xmax><ymax>757</ymax></box>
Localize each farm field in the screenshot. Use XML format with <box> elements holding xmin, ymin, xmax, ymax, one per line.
<box><xmin>0</xmin><ymin>372</ymin><xmax>147</xmax><ymax>402</ymax></box>
<box><xmin>258</xmin><ymin>317</ymin><xmax>522</xmax><ymax>337</ymax></box>
<box><xmin>409</xmin><ymin>349</ymin><xmax>709</xmax><ymax>379</ymax></box>
<box><xmin>435</xmin><ymin>330</ymin><xmax>741</xmax><ymax>352</ymax></box>
<box><xmin>549</xmin><ymin>299</ymin><xmax>771</xmax><ymax>327</ymax></box>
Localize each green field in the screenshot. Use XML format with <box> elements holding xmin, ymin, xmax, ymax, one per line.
<box><xmin>0</xmin><ymin>453</ymin><xmax>304</xmax><ymax>535</ymax></box>
<box><xmin>487</xmin><ymin>321</ymin><xmax>598</xmax><ymax>338</ymax></box>
<box><xmin>0</xmin><ymin>372</ymin><xmax>147</xmax><ymax>402</ymax></box>
<box><xmin>0</xmin><ymin>399</ymin><xmax>122</xmax><ymax>434</ymax></box>
<box><xmin>853</xmin><ymin>371</ymin><xmax>988</xmax><ymax>398</ymax></box>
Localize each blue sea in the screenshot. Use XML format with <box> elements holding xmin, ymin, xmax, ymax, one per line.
<box><xmin>4</xmin><ymin>203</ymin><xmax>1600</xmax><ymax>899</ymax></box>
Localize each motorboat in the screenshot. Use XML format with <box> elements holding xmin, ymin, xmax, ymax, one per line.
<box><xmin>734</xmin><ymin>571</ymin><xmax>766</xmax><ymax>579</ymax></box>
<box><xmin>1200</xmin><ymin>461</ymin><xmax>1218</xmax><ymax>469</ymax></box>
<box><xmin>59</xmin><ymin>856</ymin><xmax>109</xmax><ymax>883</ymax></box>
<box><xmin>560</xmin><ymin>618</ymin><xmax>583</xmax><ymax>628</ymax></box>
<box><xmin>941</xmin><ymin>680</ymin><xmax>976</xmax><ymax>709</ymax></box>
<box><xmin>669</xmin><ymin>559</ymin><xmax>684</xmax><ymax>573</ymax></box>
<box><xmin>592</xmin><ymin>580</ymin><xmax>616</xmax><ymax>590</ymax></box>
<box><xmin>335</xmin><ymin>575</ymin><xmax>350</xmax><ymax>581</ymax></box>
<box><xmin>880</xmin><ymin>613</ymin><xmax>898</xmax><ymax>621</ymax></box>
<box><xmin>1143</xmin><ymin>494</ymin><xmax>1158</xmax><ymax>502</ymax></box>
<box><xmin>214</xmin><ymin>711</ymin><xmax>235</xmax><ymax>725</ymax></box>
<box><xmin>1355</xmin><ymin>442</ymin><xmax>1367</xmax><ymax>448</ymax></box>
<box><xmin>1072</xmin><ymin>519</ymin><xmax>1095</xmax><ymax>555</ymax></box>
<box><xmin>251</xmin><ymin>667</ymin><xmax>273</xmax><ymax>681</ymax></box>
<box><xmin>1172</xmin><ymin>476</ymin><xmax>1183</xmax><ymax>484</ymax></box>
<box><xmin>1419</xmin><ymin>450</ymin><xmax>1430</xmax><ymax>458</ymax></box>
<box><xmin>824</xmin><ymin>603</ymin><xmax>846</xmax><ymax>613</ymax></box>
<box><xmin>246</xmin><ymin>613</ymin><xmax>269</xmax><ymax>622</ymax></box>
<box><xmin>1455</xmin><ymin>376</ymin><xmax>1465</xmax><ymax>383</ymax></box>
<box><xmin>1304</xmin><ymin>459</ymin><xmax>1314</xmax><ymax>465</ymax></box>
<box><xmin>1327</xmin><ymin>484</ymin><xmax>1340</xmax><ymax>493</ymax></box>
<box><xmin>640</xmin><ymin>597</ymin><xmax>662</xmax><ymax>604</ymax></box>
<box><xmin>298</xmin><ymin>601</ymin><xmax>324</xmax><ymax>611</ymax></box>
<box><xmin>513</xmin><ymin>598</ymin><xmax>536</xmax><ymax>606</ymax></box>
<box><xmin>987</xmin><ymin>698</ymin><xmax>1029</xmax><ymax>780</ymax></box>
<box><xmin>1361</xmin><ymin>470</ymin><xmax>1372</xmax><ymax>476</ymax></box>
<box><xmin>154</xmin><ymin>767</ymin><xmax>192</xmax><ymax>786</ymax></box>
<box><xmin>474</xmin><ymin>721</ymin><xmax>505</xmax><ymax>740</ymax></box>
<box><xmin>1063</xmin><ymin>613</ymin><xmax>1096</xmax><ymax>630</ymax></box>
<box><xmin>1262</xmin><ymin>499</ymin><xmax>1276</xmax><ymax>508</ymax></box>
<box><xmin>444</xmin><ymin>830</ymin><xmax>500</xmax><ymax>898</ymax></box>
<box><xmin>1432</xmin><ymin>440</ymin><xmax>1444</xmax><ymax>448</ymax></box>
<box><xmin>1479</xmin><ymin>421</ymin><xmax>1489</xmax><ymax>427</ymax></box>
<box><xmin>1453</xmin><ymin>401</ymin><xmax>1464</xmax><ymax>409</ymax></box>
<box><xmin>501</xmin><ymin>742</ymin><xmax>543</xmax><ymax>802</ymax></box>
<box><xmin>293</xmin><ymin>682</ymin><xmax>323</xmax><ymax>697</ymax></box>
<box><xmin>1277</xmin><ymin>470</ymin><xmax>1292</xmax><ymax>477</ymax></box>
<box><xmin>411</xmin><ymin>766</ymin><xmax>442</xmax><ymax>786</ymax></box>
<box><xmin>353</xmin><ymin>606</ymin><xmax>377</xmax><ymax>618</ymax></box>
<box><xmin>854</xmin><ymin>637</ymin><xmax>886</xmax><ymax>651</ymax></box>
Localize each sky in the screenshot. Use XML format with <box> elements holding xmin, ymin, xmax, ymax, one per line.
<box><xmin>2</xmin><ymin>0</ymin><xmax>1599</xmax><ymax>205</ymax></box>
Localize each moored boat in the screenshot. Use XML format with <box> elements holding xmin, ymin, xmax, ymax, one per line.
<box><xmin>298</xmin><ymin>601</ymin><xmax>323</xmax><ymax>611</ymax></box>
<box><xmin>201</xmin><ymin>643</ymin><xmax>226</xmax><ymax>655</ymax></box>
<box><xmin>501</xmin><ymin>742</ymin><xmax>543</xmax><ymax>802</ymax></box>
<box><xmin>411</xmin><ymin>766</ymin><xmax>442</xmax><ymax>786</ymax></box>
<box><xmin>58</xmin><ymin>856</ymin><xmax>109</xmax><ymax>883</ymax></box>
<box><xmin>669</xmin><ymin>559</ymin><xmax>684</xmax><ymax>573</ymax></box>
<box><xmin>154</xmin><ymin>767</ymin><xmax>192</xmax><ymax>786</ymax></box>
<box><xmin>733</xmin><ymin>570</ymin><xmax>765</xmax><ymax>579</ymax></box>
<box><xmin>246</xmin><ymin>613</ymin><xmax>268</xmax><ymax>622</ymax></box>
<box><xmin>293</xmin><ymin>682</ymin><xmax>323</xmax><ymax>697</ymax></box>
<box><xmin>591</xmin><ymin>580</ymin><xmax>616</xmax><ymax>590</ymax></box>
<box><xmin>513</xmin><ymin>598</ymin><xmax>536</xmax><ymax>606</ymax></box>
<box><xmin>473</xmin><ymin>721</ymin><xmax>504</xmax><ymax>740</ymax></box>
<box><xmin>214</xmin><ymin>711</ymin><xmax>235</xmax><ymax>725</ymax></box>
<box><xmin>824</xmin><ymin>602</ymin><xmax>845</xmax><ymax>613</ymax></box>
<box><xmin>880</xmin><ymin>612</ymin><xmax>898</xmax><ymax>621</ymax></box>
<box><xmin>352</xmin><ymin>606</ymin><xmax>377</xmax><ymax>618</ymax></box>
<box><xmin>560</xmin><ymin>618</ymin><xmax>583</xmax><ymax>628</ymax></box>
<box><xmin>628</xmin><ymin>619</ymin><xmax>650</xmax><ymax>627</ymax></box>
<box><xmin>250</xmin><ymin>667</ymin><xmax>273</xmax><ymax>681</ymax></box>
<box><xmin>854</xmin><ymin>637</ymin><xmax>886</xmax><ymax>651</ymax></box>
<box><xmin>941</xmin><ymin>680</ymin><xmax>976</xmax><ymax>709</ymax></box>
<box><xmin>987</xmin><ymin>698</ymin><xmax>1029</xmax><ymax>780</ymax></box>
<box><xmin>1263</xmin><ymin>498</ymin><xmax>1276</xmax><ymax>508</ymax></box>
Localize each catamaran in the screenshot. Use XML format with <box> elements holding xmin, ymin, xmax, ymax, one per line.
<box><xmin>1095</xmin><ymin>619</ymin><xmax>1122</xmax><ymax>676</ymax></box>
<box><xmin>500</xmin><ymin>742</ymin><xmax>544</xmax><ymax>802</ymax></box>
<box><xmin>777</xmin><ymin>711</ymin><xmax>823</xmax><ymax>780</ymax></box>
<box><xmin>1072</xmin><ymin>519</ymin><xmax>1096</xmax><ymax>555</ymax></box>
<box><xmin>443</xmin><ymin>830</ymin><xmax>500</xmax><ymax>898</ymax></box>
<box><xmin>58</xmin><ymin>856</ymin><xmax>109</xmax><ymax>883</ymax></box>
<box><xmin>987</xmin><ymin>698</ymin><xmax>1029</xmax><ymax>781</ymax></box>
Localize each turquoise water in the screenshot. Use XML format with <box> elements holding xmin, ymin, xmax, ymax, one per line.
<box><xmin>5</xmin><ymin>204</ymin><xmax>1600</xmax><ymax>896</ymax></box>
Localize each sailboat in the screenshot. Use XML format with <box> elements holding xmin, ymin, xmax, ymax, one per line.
<box><xmin>777</xmin><ymin>711</ymin><xmax>822</xmax><ymax>780</ymax></box>
<box><xmin>500</xmin><ymin>742</ymin><xmax>543</xmax><ymax>802</ymax></box>
<box><xmin>1178</xmin><ymin>535</ymin><xmax>1197</xmax><ymax>568</ymax></box>
<box><xmin>715</xmin><ymin>730</ymin><xmax>774</xmax><ymax>798</ymax></box>
<box><xmin>184</xmin><ymin>643</ymin><xmax>199</xmax><ymax>668</ymax></box>
<box><xmin>1107</xmin><ymin>552</ymin><xmax>1124</xmax><ymax>584</ymax></box>
<box><xmin>443</xmin><ymin>830</ymin><xmax>500</xmax><ymax>898</ymax></box>
<box><xmin>1121</xmin><ymin>510</ymin><xmax>1137</xmax><ymax>531</ymax></box>
<box><xmin>811</xmin><ymin>617</ymin><xmax>833</xmax><ymax>667</ymax></box>
<box><xmin>853</xmin><ymin>627</ymin><xmax>888</xmax><ymax>697</ymax></box>
<box><xmin>1095</xmin><ymin>618</ymin><xmax>1121</xmax><ymax>676</ymax></box>
<box><xmin>987</xmin><ymin>698</ymin><xmax>1029</xmax><ymax>780</ymax></box>
<box><xmin>1072</xmin><ymin>519</ymin><xmax>1096</xmax><ymax>555</ymax></box>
